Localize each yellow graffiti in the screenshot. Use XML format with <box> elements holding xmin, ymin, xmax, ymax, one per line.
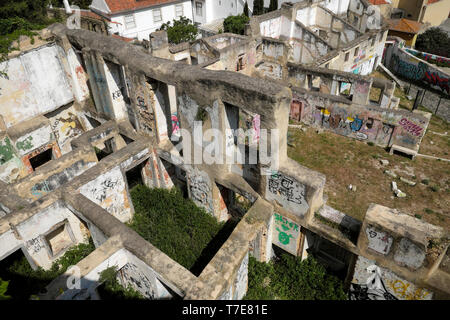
<box><xmin>346</xmin><ymin>116</ymin><xmax>354</xmax><ymax>122</ymax></box>
<box><xmin>61</xmin><ymin>121</ymin><xmax>76</xmax><ymax>134</ymax></box>
<box><xmin>389</xmin><ymin>279</ymin><xmax>430</xmax><ymax>300</ymax></box>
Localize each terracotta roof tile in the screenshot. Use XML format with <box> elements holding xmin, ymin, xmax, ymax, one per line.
<box><xmin>105</xmin><ymin>0</ymin><xmax>177</xmax><ymax>15</ymax></box>
<box><xmin>387</xmin><ymin>18</ymin><xmax>423</xmax><ymax>34</ymax></box>
<box><xmin>369</xmin><ymin>0</ymin><xmax>390</xmax><ymax>5</ymax></box>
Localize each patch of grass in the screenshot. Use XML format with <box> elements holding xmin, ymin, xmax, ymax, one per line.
<box><xmin>129</xmin><ymin>185</ymin><xmax>224</xmax><ymax>271</ymax></box>
<box><xmin>367</xmin><ymin>142</ymin><xmax>374</xmax><ymax>146</ymax></box>
<box><xmin>415</xmin><ymin>214</ymin><xmax>422</xmax><ymax>219</ymax></box>
<box><xmin>421</xmin><ymin>179</ymin><xmax>430</xmax><ymax>185</ymax></box>
<box><xmin>424</xmin><ymin>208</ymin><xmax>434</xmax><ymax>214</ymax></box>
<box><xmin>243</xmin><ymin>254</ymin><xmax>347</xmax><ymax>300</ymax></box>
<box><xmin>97</xmin><ymin>266</ymin><xmax>144</xmax><ymax>300</ymax></box>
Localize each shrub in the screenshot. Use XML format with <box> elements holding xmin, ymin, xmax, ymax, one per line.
<box><xmin>129</xmin><ymin>185</ymin><xmax>224</xmax><ymax>270</ymax></box>
<box><xmin>97</xmin><ymin>266</ymin><xmax>144</xmax><ymax>300</ymax></box>
<box><xmin>415</xmin><ymin>27</ymin><xmax>450</xmax><ymax>58</ymax></box>
<box><xmin>159</xmin><ymin>16</ymin><xmax>198</xmax><ymax>44</ymax></box>
<box><xmin>223</xmin><ymin>14</ymin><xmax>250</xmax><ymax>35</ymax></box>
<box><xmin>414</xmin><ymin>214</ymin><xmax>422</xmax><ymax>219</ymax></box>
<box><xmin>430</xmin><ymin>185</ymin><xmax>440</xmax><ymax>192</ymax></box>
<box><xmin>421</xmin><ymin>179</ymin><xmax>430</xmax><ymax>185</ymax></box>
<box><xmin>424</xmin><ymin>208</ymin><xmax>434</xmax><ymax>214</ymax></box>
<box><xmin>0</xmin><ymin>278</ymin><xmax>10</xmax><ymax>300</ymax></box>
<box><xmin>244</xmin><ymin>254</ymin><xmax>347</xmax><ymax>300</ymax></box>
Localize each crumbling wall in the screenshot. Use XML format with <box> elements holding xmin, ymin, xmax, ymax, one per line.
<box><xmin>0</xmin><ymin>200</ymin><xmax>89</xmax><ymax>270</ymax></box>
<box><xmin>0</xmin><ymin>44</ymin><xmax>75</xmax><ymax>128</ymax></box>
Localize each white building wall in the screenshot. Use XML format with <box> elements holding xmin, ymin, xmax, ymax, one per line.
<box><xmin>108</xmin><ymin>1</ymin><xmax>193</xmax><ymax>41</ymax></box>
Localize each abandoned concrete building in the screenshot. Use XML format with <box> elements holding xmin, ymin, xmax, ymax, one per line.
<box><xmin>0</xmin><ymin>1</ymin><xmax>448</xmax><ymax>301</ymax></box>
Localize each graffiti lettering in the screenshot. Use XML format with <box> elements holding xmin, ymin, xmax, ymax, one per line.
<box><xmin>399</xmin><ymin>118</ymin><xmax>423</xmax><ymax>136</ymax></box>
<box><xmin>268</xmin><ymin>173</ymin><xmax>305</xmax><ymax>205</ymax></box>
<box><xmin>112</xmin><ymin>89</ymin><xmax>122</xmax><ymax>100</ymax></box>
<box><xmin>423</xmin><ymin>71</ymin><xmax>449</xmax><ymax>94</ymax></box>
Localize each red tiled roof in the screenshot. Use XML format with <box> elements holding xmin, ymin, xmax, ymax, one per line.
<box><xmin>105</xmin><ymin>0</ymin><xmax>177</xmax><ymax>14</ymax></box>
<box><xmin>427</xmin><ymin>0</ymin><xmax>441</xmax><ymax>4</ymax></box>
<box><xmin>387</xmin><ymin>18</ymin><xmax>424</xmax><ymax>34</ymax></box>
<box><xmin>368</xmin><ymin>0</ymin><xmax>390</xmax><ymax>5</ymax></box>
<box><xmin>112</xmin><ymin>34</ymin><xmax>134</xmax><ymax>42</ymax></box>
<box><xmin>80</xmin><ymin>10</ymin><xmax>109</xmax><ymax>21</ymax></box>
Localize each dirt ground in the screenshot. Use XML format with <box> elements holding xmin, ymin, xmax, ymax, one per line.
<box><xmin>288</xmin><ymin>79</ymin><xmax>449</xmax><ymax>229</ymax></box>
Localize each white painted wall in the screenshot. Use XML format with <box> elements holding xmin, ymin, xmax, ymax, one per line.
<box><xmin>0</xmin><ymin>202</ymin><xmax>88</xmax><ymax>270</ymax></box>
<box><xmin>0</xmin><ymin>44</ymin><xmax>74</xmax><ymax>128</ymax></box>
<box><xmin>107</xmin><ymin>1</ymin><xmax>193</xmax><ymax>41</ymax></box>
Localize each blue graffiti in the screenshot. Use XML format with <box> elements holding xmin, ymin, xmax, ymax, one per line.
<box><xmin>350</xmin><ymin>117</ymin><xmax>363</xmax><ymax>132</ymax></box>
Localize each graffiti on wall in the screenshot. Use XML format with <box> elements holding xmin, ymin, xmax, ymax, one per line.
<box><xmin>25</xmin><ymin>237</ymin><xmax>45</xmax><ymax>254</ymax></box>
<box><xmin>233</xmin><ymin>253</ymin><xmax>249</xmax><ymax>300</ymax></box>
<box><xmin>50</xmin><ymin>110</ymin><xmax>84</xmax><ymax>154</ymax></box>
<box><xmin>171</xmin><ymin>112</ymin><xmax>180</xmax><ymax>136</ymax></box>
<box><xmin>79</xmin><ymin>166</ymin><xmax>131</xmax><ymax>222</ymax></box>
<box><xmin>392</xmin><ymin>55</ymin><xmax>449</xmax><ymax>95</ymax></box>
<box><xmin>238</xmin><ymin>110</ymin><xmax>260</xmax><ymax>145</ymax></box>
<box><xmin>273</xmin><ymin>212</ymin><xmax>301</xmax><ymax>255</ymax></box>
<box><xmin>119</xmin><ymin>262</ymin><xmax>158</xmax><ymax>299</ymax></box>
<box><xmin>187</xmin><ymin>169</ymin><xmax>213</xmax><ymax>214</ymax></box>
<box><xmin>366</xmin><ymin>226</ymin><xmax>393</xmax><ymax>255</ymax></box>
<box><xmin>398</xmin><ymin>118</ymin><xmax>423</xmax><ymax>136</ymax></box>
<box><xmin>266</xmin><ymin>171</ymin><xmax>309</xmax><ymax>216</ymax></box>
<box><xmin>350</xmin><ymin>256</ymin><xmax>432</xmax><ymax>300</ymax></box>
<box><xmin>0</xmin><ymin>137</ymin><xmax>15</xmax><ymax>165</ymax></box>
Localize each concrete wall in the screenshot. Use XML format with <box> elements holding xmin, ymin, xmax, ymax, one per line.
<box><xmin>0</xmin><ymin>201</ymin><xmax>89</xmax><ymax>270</ymax></box>
<box><xmin>0</xmin><ymin>44</ymin><xmax>74</xmax><ymax>128</ymax></box>
<box><xmin>387</xmin><ymin>41</ymin><xmax>450</xmax><ymax>96</ymax></box>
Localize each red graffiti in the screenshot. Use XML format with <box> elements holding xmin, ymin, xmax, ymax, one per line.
<box><xmin>423</xmin><ymin>72</ymin><xmax>449</xmax><ymax>94</ymax></box>
<box><xmin>399</xmin><ymin>118</ymin><xmax>423</xmax><ymax>136</ymax></box>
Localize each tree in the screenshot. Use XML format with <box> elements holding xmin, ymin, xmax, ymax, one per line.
<box><xmin>253</xmin><ymin>0</ymin><xmax>264</xmax><ymax>16</ymax></box>
<box><xmin>415</xmin><ymin>27</ymin><xmax>450</xmax><ymax>58</ymax></box>
<box><xmin>269</xmin><ymin>0</ymin><xmax>278</xmax><ymax>12</ymax></box>
<box><xmin>223</xmin><ymin>14</ymin><xmax>250</xmax><ymax>35</ymax></box>
<box><xmin>159</xmin><ymin>16</ymin><xmax>198</xmax><ymax>44</ymax></box>
<box><xmin>243</xmin><ymin>1</ymin><xmax>249</xmax><ymax>17</ymax></box>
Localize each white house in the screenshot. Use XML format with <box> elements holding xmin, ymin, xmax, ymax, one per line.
<box><xmin>90</xmin><ymin>0</ymin><xmax>194</xmax><ymax>41</ymax></box>
<box><xmin>191</xmin><ymin>0</ymin><xmax>247</xmax><ymax>25</ymax></box>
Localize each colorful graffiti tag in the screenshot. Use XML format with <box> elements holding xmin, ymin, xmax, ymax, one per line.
<box><xmin>171</xmin><ymin>112</ymin><xmax>180</xmax><ymax>136</ymax></box>
<box><xmin>398</xmin><ymin>118</ymin><xmax>423</xmax><ymax>136</ymax></box>
<box><xmin>273</xmin><ymin>212</ymin><xmax>300</xmax><ymax>255</ymax></box>
<box><xmin>392</xmin><ymin>55</ymin><xmax>449</xmax><ymax>95</ymax></box>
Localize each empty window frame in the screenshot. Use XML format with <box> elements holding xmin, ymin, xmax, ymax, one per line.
<box><xmin>124</xmin><ymin>14</ymin><xmax>136</xmax><ymax>29</ymax></box>
<box><xmin>354</xmin><ymin>47</ymin><xmax>359</xmax><ymax>57</ymax></box>
<box><xmin>44</xmin><ymin>221</ymin><xmax>75</xmax><ymax>257</ymax></box>
<box><xmin>195</xmin><ymin>1</ymin><xmax>203</xmax><ymax>16</ymax></box>
<box><xmin>29</xmin><ymin>148</ymin><xmax>53</xmax><ymax>171</ymax></box>
<box><xmin>175</xmin><ymin>4</ymin><xmax>183</xmax><ymax>17</ymax></box>
<box><xmin>236</xmin><ymin>55</ymin><xmax>245</xmax><ymax>71</ymax></box>
<box><xmin>345</xmin><ymin>52</ymin><xmax>350</xmax><ymax>62</ymax></box>
<box><xmin>153</xmin><ymin>8</ymin><xmax>162</xmax><ymax>23</ymax></box>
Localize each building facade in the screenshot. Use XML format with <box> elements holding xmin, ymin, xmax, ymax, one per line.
<box><xmin>90</xmin><ymin>0</ymin><xmax>194</xmax><ymax>41</ymax></box>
